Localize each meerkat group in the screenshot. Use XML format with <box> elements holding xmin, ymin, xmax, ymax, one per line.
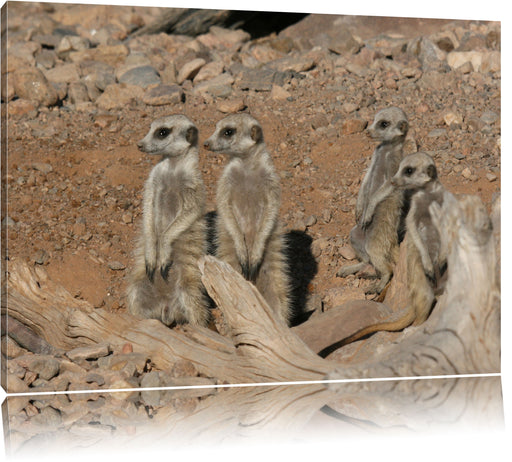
<box><xmin>337</xmin><ymin>107</ymin><xmax>409</xmax><ymax>294</ymax></box>
<box><xmin>127</xmin><ymin>112</ymin><xmax>290</xmax><ymax>327</ymax></box>
<box><xmin>125</xmin><ymin>106</ymin><xmax>456</xmax><ymax>338</ymax></box>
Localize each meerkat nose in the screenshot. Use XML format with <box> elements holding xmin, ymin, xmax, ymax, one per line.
<box><xmin>137</xmin><ymin>141</ymin><xmax>144</xmax><ymax>150</ymax></box>
<box><xmin>203</xmin><ymin>140</ymin><xmax>210</xmax><ymax>149</ymax></box>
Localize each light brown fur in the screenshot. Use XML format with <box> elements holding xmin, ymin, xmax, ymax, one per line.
<box><xmin>340</xmin><ymin>152</ymin><xmax>454</xmax><ymax>345</ymax></box>
<box><xmin>126</xmin><ymin>114</ymin><xmax>209</xmax><ymax>327</ymax></box>
<box><xmin>338</xmin><ymin>107</ymin><xmax>409</xmax><ymax>294</ymax></box>
<box><xmin>204</xmin><ymin>113</ymin><xmax>290</xmax><ymax>324</ymax></box>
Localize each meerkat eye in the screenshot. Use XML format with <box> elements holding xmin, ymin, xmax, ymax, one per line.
<box><xmin>379</xmin><ymin>120</ymin><xmax>390</xmax><ymax>129</ymax></box>
<box><xmin>155</xmin><ymin>127</ymin><xmax>171</xmax><ymax>139</ymax></box>
<box><xmin>404</xmin><ymin>167</ymin><xmax>415</xmax><ymax>176</ymax></box>
<box><xmin>222</xmin><ymin>128</ymin><xmax>236</xmax><ymax>138</ymax></box>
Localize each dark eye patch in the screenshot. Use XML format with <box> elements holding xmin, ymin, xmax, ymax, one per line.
<box><xmin>379</xmin><ymin>120</ymin><xmax>390</xmax><ymax>129</ymax></box>
<box><xmin>403</xmin><ymin>166</ymin><xmax>415</xmax><ymax>176</ymax></box>
<box><xmin>155</xmin><ymin>127</ymin><xmax>171</xmax><ymax>139</ymax></box>
<box><xmin>222</xmin><ymin>127</ymin><xmax>236</xmax><ymax>138</ymax></box>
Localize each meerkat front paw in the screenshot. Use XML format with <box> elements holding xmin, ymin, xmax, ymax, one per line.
<box><xmin>145</xmin><ymin>261</ymin><xmax>156</xmax><ymax>283</ymax></box>
<box><xmin>160</xmin><ymin>260</ymin><xmax>173</xmax><ymax>280</ymax></box>
<box><xmin>246</xmin><ymin>262</ymin><xmax>262</xmax><ymax>283</ymax></box>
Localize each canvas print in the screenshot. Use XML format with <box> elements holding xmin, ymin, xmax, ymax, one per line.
<box><xmin>0</xmin><ymin>1</ymin><xmax>503</xmax><ymax>456</ymax></box>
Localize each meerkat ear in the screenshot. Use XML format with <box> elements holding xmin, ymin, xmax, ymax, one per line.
<box><xmin>251</xmin><ymin>125</ymin><xmax>263</xmax><ymax>144</ymax></box>
<box><xmin>399</xmin><ymin>120</ymin><xmax>409</xmax><ymax>134</ymax></box>
<box><xmin>186</xmin><ymin>126</ymin><xmax>198</xmax><ymax>146</ymax></box>
<box><xmin>427</xmin><ymin>164</ymin><xmax>437</xmax><ymax>180</ymax></box>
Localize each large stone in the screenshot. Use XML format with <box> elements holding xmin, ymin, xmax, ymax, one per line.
<box><xmin>65</xmin><ymin>343</ymin><xmax>111</xmax><ymax>362</ymax></box>
<box><xmin>95</xmin><ymin>83</ymin><xmax>144</xmax><ymax>110</ymax></box>
<box><xmin>44</xmin><ymin>63</ymin><xmax>80</xmax><ymax>84</ymax></box>
<box><xmin>193</xmin><ymin>73</ymin><xmax>234</xmax><ymax>98</ymax></box>
<box><xmin>177</xmin><ymin>58</ymin><xmax>206</xmax><ymax>84</ymax></box>
<box><xmin>118</xmin><ymin>65</ymin><xmax>161</xmax><ymax>89</ymax></box>
<box><xmin>13</xmin><ymin>67</ymin><xmax>59</xmax><ymax>107</ymax></box>
<box><xmin>447</xmin><ymin>51</ymin><xmax>483</xmax><ymax>71</ymax></box>
<box><xmin>68</xmin><ymin>44</ymin><xmax>129</xmax><ymax>66</ymax></box>
<box><xmin>142</xmin><ymin>84</ymin><xmax>184</xmax><ymax>106</ymax></box>
<box><xmin>193</xmin><ymin>61</ymin><xmax>224</xmax><ymax>84</ymax></box>
<box><xmin>68</xmin><ymin>81</ymin><xmax>90</xmax><ymax>104</ymax></box>
<box><xmin>15</xmin><ymin>354</ymin><xmax>61</xmax><ymax>381</ymax></box>
<box><xmin>327</xmin><ymin>28</ymin><xmax>361</xmax><ymax>55</ymax></box>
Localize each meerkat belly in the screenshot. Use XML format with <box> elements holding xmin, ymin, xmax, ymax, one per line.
<box><xmin>230</xmin><ymin>169</ymin><xmax>266</xmax><ymax>249</ymax></box>
<box><xmin>152</xmin><ymin>174</ymin><xmax>183</xmax><ymax>235</ymax></box>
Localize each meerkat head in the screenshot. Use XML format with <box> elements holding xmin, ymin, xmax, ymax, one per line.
<box><xmin>368</xmin><ymin>107</ymin><xmax>409</xmax><ymax>143</ymax></box>
<box><xmin>203</xmin><ymin>113</ymin><xmax>264</xmax><ymax>158</ymax></box>
<box><xmin>391</xmin><ymin>152</ymin><xmax>438</xmax><ymax>189</ymax></box>
<box><xmin>137</xmin><ymin>114</ymin><xmax>198</xmax><ymax>157</ymax></box>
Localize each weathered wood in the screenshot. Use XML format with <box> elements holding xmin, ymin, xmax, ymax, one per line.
<box><xmin>3</xmin><ymin>194</ymin><xmax>500</xmax><ymax>390</ymax></box>
<box><xmin>326</xmin><ymin>194</ymin><xmax>500</xmax><ymax>379</ymax></box>
<box><xmin>4</xmin><ymin>375</ymin><xmax>503</xmax><ymax>455</ymax></box>
<box><xmin>291</xmin><ymin>299</ymin><xmax>396</xmax><ymax>355</ymax></box>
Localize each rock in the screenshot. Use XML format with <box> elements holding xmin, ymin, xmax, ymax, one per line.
<box><xmin>85</xmin><ymin>372</ymin><xmax>106</xmax><ymax>386</ymax></box>
<box><xmin>461</xmin><ymin>167</ymin><xmax>472</xmax><ymax>179</ymax></box>
<box><xmin>44</xmin><ymin>63</ymin><xmax>80</xmax><ymax>84</ymax></box>
<box><xmin>237</xmin><ymin>67</ymin><xmax>280</xmax><ymax>91</ymax></box>
<box><xmin>121</xmin><ymin>343</ymin><xmax>133</xmax><ymax>354</ymax></box>
<box><xmin>33</xmin><ymin>249</ymin><xmax>50</xmax><ymax>265</ymax></box>
<box><xmin>13</xmin><ymin>67</ymin><xmax>59</xmax><ymax>107</ymax></box>
<box><xmin>98</xmin><ymin>353</ymin><xmax>149</xmax><ymax>375</ymax></box>
<box><xmin>177</xmin><ymin>58</ymin><xmax>206</xmax><ymax>84</ymax></box>
<box><xmin>16</xmin><ymin>354</ymin><xmax>60</xmax><ymax>381</ymax></box>
<box><xmin>410</xmin><ymin>37</ymin><xmax>447</xmax><ymax>71</ymax></box>
<box><xmin>4</xmin><ymin>336</ymin><xmax>28</xmax><ymax>359</ymax></box>
<box><xmin>6</xmin><ymin>374</ymin><xmax>29</xmax><ymax>393</ymax></box>
<box><xmin>171</xmin><ymin>360</ymin><xmax>198</xmax><ymax>378</ymax></box>
<box><xmin>327</xmin><ymin>28</ymin><xmax>361</xmax><ymax>55</ymax></box>
<box><xmin>193</xmin><ymin>61</ymin><xmax>224</xmax><ymax>84</ymax></box>
<box><xmin>32</xmin><ymin>162</ymin><xmax>53</xmax><ymax>174</ymax></box>
<box><xmin>65</xmin><ymin>343</ymin><xmax>111</xmax><ymax>362</ymax></box>
<box><xmin>342</xmin><ymin>118</ymin><xmax>368</xmax><ymax>135</ymax></box>
<box><xmin>193</xmin><ymin>73</ymin><xmax>234</xmax><ymax>98</ymax></box>
<box><xmin>68</xmin><ymin>43</ymin><xmax>129</xmax><ymax>65</ymax></box>
<box><xmin>56</xmin><ymin>35</ymin><xmax>90</xmax><ymax>58</ymax></box>
<box><xmin>108</xmin><ymin>260</ymin><xmax>126</xmax><ymax>271</ymax></box>
<box><xmin>31</xmin><ymin>406</ymin><xmax>63</xmax><ymax>428</ymax></box>
<box><xmin>486</xmin><ymin>173</ymin><xmax>497</xmax><ymax>182</ymax></box>
<box><xmin>480</xmin><ymin>111</ymin><xmax>499</xmax><ymax>125</ymax></box>
<box><xmin>208</xmin><ymin>26</ymin><xmax>250</xmax><ymax>47</ymax></box>
<box><xmin>270</xmin><ymin>84</ymin><xmax>291</xmax><ymax>101</ymax></box>
<box><xmin>68</xmin><ymin>81</ymin><xmax>90</xmax><ymax>105</ymax></box>
<box><xmin>268</xmin><ymin>56</ymin><xmax>315</xmax><ymax>73</ymax></box>
<box><xmin>8</xmin><ymin>99</ymin><xmax>38</xmax><ymax>117</ymax></box>
<box><xmin>118</xmin><ymin>65</ymin><xmax>161</xmax><ymax>89</ymax></box>
<box><xmin>142</xmin><ymin>84</ymin><xmax>184</xmax><ymax>106</ymax></box>
<box><xmin>121</xmin><ymin>212</ymin><xmax>133</xmax><ymax>224</ymax></box>
<box><xmin>444</xmin><ymin>111</ymin><xmax>462</xmax><ymax>127</ymax></box>
<box><xmin>311</xmin><ymin>113</ymin><xmax>329</xmax><ymax>130</ymax></box>
<box><xmin>447</xmin><ymin>51</ymin><xmax>483</xmax><ymax>71</ymax></box>
<box><xmin>35</xmin><ymin>49</ymin><xmax>57</xmax><ymax>69</ymax></box>
<box><xmin>339</xmin><ymin>245</ymin><xmax>357</xmax><ymax>261</ymax></box>
<box><xmin>95</xmin><ymin>83</ymin><xmax>144</xmax><ymax>110</ymax></box>
<box><xmin>140</xmin><ymin>371</ymin><xmax>162</xmax><ymax>407</ymax></box>
<box><xmin>311</xmin><ymin>237</ymin><xmax>330</xmax><ymax>258</ymax></box>
<box><xmin>480</xmin><ymin>51</ymin><xmax>500</xmax><ymax>73</ymax></box>
<box><xmin>217</xmin><ymin>97</ymin><xmax>246</xmax><ymax>113</ymax></box>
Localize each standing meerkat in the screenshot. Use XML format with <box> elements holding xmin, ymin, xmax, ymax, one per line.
<box><xmin>203</xmin><ymin>113</ymin><xmax>291</xmax><ymax>324</ymax></box>
<box><xmin>126</xmin><ymin>114</ymin><xmax>209</xmax><ymax>327</ymax></box>
<box><xmin>338</xmin><ymin>107</ymin><xmax>409</xmax><ymax>294</ymax></box>
<box><xmin>341</xmin><ymin>152</ymin><xmax>455</xmax><ymax>345</ymax></box>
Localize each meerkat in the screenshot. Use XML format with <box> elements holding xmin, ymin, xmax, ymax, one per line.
<box><xmin>340</xmin><ymin>152</ymin><xmax>454</xmax><ymax>346</ymax></box>
<box><xmin>338</xmin><ymin>107</ymin><xmax>409</xmax><ymax>294</ymax></box>
<box><xmin>203</xmin><ymin>113</ymin><xmax>291</xmax><ymax>324</ymax></box>
<box><xmin>126</xmin><ymin>114</ymin><xmax>209</xmax><ymax>327</ymax></box>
